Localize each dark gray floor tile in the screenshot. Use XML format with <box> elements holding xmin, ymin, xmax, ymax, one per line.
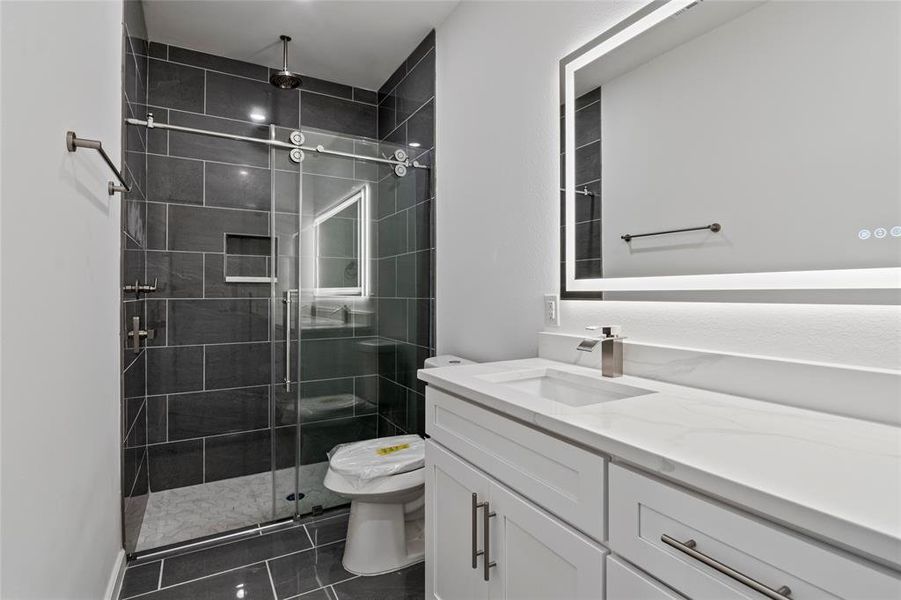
<box><xmin>149</xmin><ymin>59</ymin><xmax>205</xmax><ymax>113</ymax></box>
<box><xmin>161</xmin><ymin>527</ymin><xmax>312</xmax><ymax>587</ymax></box>
<box><xmin>205</xmin><ymin>342</ymin><xmax>271</xmax><ymax>389</ymax></box>
<box><xmin>168</xmin><ymin>111</ymin><xmax>270</xmax><ymax>167</ymax></box>
<box><xmin>167</xmin><ymin>204</ymin><xmax>269</xmax><ymax>252</ymax></box>
<box><xmin>206</xmin><ymin>71</ymin><xmax>299</xmax><ymax>128</ymax></box>
<box><xmin>168</xmin><ymin>298</ymin><xmax>269</xmax><ymax>345</ymax></box>
<box><xmin>167</xmin><ymin>386</ymin><xmax>269</xmax><ymax>440</ymax></box>
<box><xmin>205</xmin><ymin>162</ymin><xmax>271</xmax><ymax>211</ymax></box>
<box><xmin>296</xmin><ymin>587</ymin><xmax>339</xmax><ymax>600</ymax></box>
<box><xmin>204</xmin><ymin>429</ymin><xmax>270</xmax><ymax>482</ymax></box>
<box><xmin>142</xmin><ymin>563</ymin><xmax>274</xmax><ymax>600</ymax></box>
<box><xmin>120</xmin><ymin>560</ymin><xmax>161</xmax><ymax>598</ymax></box>
<box><xmin>301</xmin><ymin>92</ymin><xmax>376</xmax><ymax>139</ymax></box>
<box><xmin>304</xmin><ymin>513</ymin><xmax>349</xmax><ymax>547</ymax></box>
<box><xmin>146</xmin><ymin>346</ymin><xmax>204</xmax><ymax>395</ymax></box>
<box><xmin>148</xmin><ymin>440</ymin><xmax>203</xmax><ymax>491</ymax></box>
<box><xmin>168</xmin><ymin>45</ymin><xmax>268</xmax><ymax>81</ymax></box>
<box><xmin>147</xmin><ymin>155</ymin><xmax>203</xmax><ymax>205</ymax></box>
<box><xmin>332</xmin><ymin>562</ymin><xmax>424</xmax><ymax>600</ymax></box>
<box><xmin>268</xmin><ymin>542</ymin><xmax>354</xmax><ymax>599</ymax></box>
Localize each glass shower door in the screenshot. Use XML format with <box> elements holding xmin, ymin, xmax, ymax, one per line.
<box><xmin>270</xmin><ymin>125</ymin><xmax>303</xmax><ymax>521</ymax></box>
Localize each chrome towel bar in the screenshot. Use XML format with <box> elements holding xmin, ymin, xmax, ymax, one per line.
<box><xmin>622</xmin><ymin>222</ymin><xmax>721</xmax><ymax>242</ymax></box>
<box><xmin>65</xmin><ymin>131</ymin><xmax>131</xmax><ymax>196</ymax></box>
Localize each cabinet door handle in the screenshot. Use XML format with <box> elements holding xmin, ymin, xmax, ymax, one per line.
<box><xmin>471</xmin><ymin>493</ymin><xmax>484</xmax><ymax>569</ymax></box>
<box><xmin>661</xmin><ymin>534</ymin><xmax>792</xmax><ymax>599</ymax></box>
<box><xmin>482</xmin><ymin>500</ymin><xmax>497</xmax><ymax>582</ymax></box>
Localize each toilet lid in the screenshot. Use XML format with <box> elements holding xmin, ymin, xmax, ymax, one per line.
<box><xmin>328</xmin><ymin>435</ymin><xmax>425</xmax><ymax>488</ymax></box>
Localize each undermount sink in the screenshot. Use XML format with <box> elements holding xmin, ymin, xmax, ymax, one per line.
<box><xmin>478</xmin><ymin>368</ymin><xmax>653</xmax><ymax>407</ymax></box>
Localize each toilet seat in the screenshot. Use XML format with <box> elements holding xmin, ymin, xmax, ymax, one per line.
<box><xmin>324</xmin><ymin>465</ymin><xmax>424</xmax><ymax>496</ymax></box>
<box><xmin>327</xmin><ymin>434</ymin><xmax>424</xmax><ymax>491</ymax></box>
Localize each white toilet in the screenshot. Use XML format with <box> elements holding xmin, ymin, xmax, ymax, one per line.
<box><xmin>324</xmin><ymin>355</ymin><xmax>474</xmax><ymax>576</ymax></box>
<box><xmin>324</xmin><ymin>434</ymin><xmax>427</xmax><ymax>575</ymax></box>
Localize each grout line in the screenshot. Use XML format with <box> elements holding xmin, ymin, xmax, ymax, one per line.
<box><xmin>157</xmin><ymin>558</ymin><xmax>164</xmax><ymax>590</ymax></box>
<box><xmin>266</xmin><ymin>561</ymin><xmax>279</xmax><ymax>599</ymax></box>
<box><xmin>302</xmin><ymin>523</ymin><xmax>315</xmax><ymax>547</ymax></box>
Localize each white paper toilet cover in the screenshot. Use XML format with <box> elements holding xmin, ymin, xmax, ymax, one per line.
<box><xmin>328</xmin><ymin>435</ymin><xmax>424</xmax><ymax>488</ymax></box>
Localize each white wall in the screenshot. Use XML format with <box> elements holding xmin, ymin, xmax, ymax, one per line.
<box><xmin>1</xmin><ymin>2</ymin><xmax>124</xmax><ymax>598</ymax></box>
<box><xmin>435</xmin><ymin>1</ymin><xmax>901</xmax><ymax>371</ymax></box>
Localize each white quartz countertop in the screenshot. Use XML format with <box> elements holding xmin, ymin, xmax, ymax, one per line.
<box><xmin>419</xmin><ymin>358</ymin><xmax>901</xmax><ymax>569</ymax></box>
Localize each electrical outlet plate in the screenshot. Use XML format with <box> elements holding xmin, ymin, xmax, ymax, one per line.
<box><xmin>543</xmin><ymin>293</ymin><xmax>560</xmax><ymax>326</ymax></box>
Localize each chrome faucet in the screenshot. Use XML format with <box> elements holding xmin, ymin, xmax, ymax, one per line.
<box><xmin>576</xmin><ymin>326</ymin><xmax>625</xmax><ymax>378</ymax></box>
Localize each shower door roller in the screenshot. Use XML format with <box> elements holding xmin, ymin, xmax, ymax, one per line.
<box><xmin>289</xmin><ymin>148</ymin><xmax>304</xmax><ymax>164</ymax></box>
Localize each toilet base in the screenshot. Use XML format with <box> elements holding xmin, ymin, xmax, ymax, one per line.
<box><xmin>341</xmin><ymin>498</ymin><xmax>425</xmax><ymax>576</ymax></box>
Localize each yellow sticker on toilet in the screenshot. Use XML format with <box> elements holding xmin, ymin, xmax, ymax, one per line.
<box><xmin>376</xmin><ymin>443</ymin><xmax>410</xmax><ymax>456</ymax></box>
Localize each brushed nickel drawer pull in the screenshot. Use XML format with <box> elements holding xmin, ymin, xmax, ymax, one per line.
<box><xmin>482</xmin><ymin>500</ymin><xmax>497</xmax><ymax>581</ymax></box>
<box><xmin>661</xmin><ymin>534</ymin><xmax>792</xmax><ymax>599</ymax></box>
<box><xmin>472</xmin><ymin>493</ymin><xmax>483</xmax><ymax>569</ymax></box>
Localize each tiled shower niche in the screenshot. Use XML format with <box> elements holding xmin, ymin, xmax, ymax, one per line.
<box><xmin>120</xmin><ymin>8</ymin><xmax>436</xmax><ymax>553</ymax></box>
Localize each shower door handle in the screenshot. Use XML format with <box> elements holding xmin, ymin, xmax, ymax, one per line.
<box><xmin>127</xmin><ymin>316</ymin><xmax>154</xmax><ymax>354</ymax></box>
<box><xmin>283</xmin><ymin>290</ymin><xmax>298</xmax><ymax>391</ymax></box>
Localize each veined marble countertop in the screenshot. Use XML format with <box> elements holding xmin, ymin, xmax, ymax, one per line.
<box><xmin>419</xmin><ymin>357</ymin><xmax>901</xmax><ymax>570</ymax></box>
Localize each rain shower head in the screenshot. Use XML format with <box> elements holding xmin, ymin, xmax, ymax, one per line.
<box><xmin>270</xmin><ymin>35</ymin><xmax>302</xmax><ymax>89</ymax></box>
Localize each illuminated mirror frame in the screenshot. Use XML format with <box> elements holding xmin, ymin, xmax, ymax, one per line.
<box><xmin>313</xmin><ymin>187</ymin><xmax>369</xmax><ymax>297</ymax></box>
<box><xmin>561</xmin><ymin>0</ymin><xmax>900</xmax><ymax>295</ymax></box>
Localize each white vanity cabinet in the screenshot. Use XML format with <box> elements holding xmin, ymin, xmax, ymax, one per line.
<box><xmin>424</xmin><ymin>385</ymin><xmax>901</xmax><ymax>600</ymax></box>
<box><xmin>425</xmin><ymin>439</ymin><xmax>606</xmax><ymax>600</ymax></box>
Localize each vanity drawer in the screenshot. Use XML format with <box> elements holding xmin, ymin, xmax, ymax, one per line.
<box><xmin>609</xmin><ymin>464</ymin><xmax>901</xmax><ymax>600</ymax></box>
<box><xmin>607</xmin><ymin>555</ymin><xmax>686</xmax><ymax>600</ymax></box>
<box><xmin>425</xmin><ymin>386</ymin><xmax>607</xmax><ymax>542</ymax></box>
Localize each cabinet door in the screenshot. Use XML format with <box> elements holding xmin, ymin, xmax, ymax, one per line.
<box><xmin>426</xmin><ymin>440</ymin><xmax>493</xmax><ymax>600</ymax></box>
<box><xmin>489</xmin><ymin>479</ymin><xmax>607</xmax><ymax>600</ymax></box>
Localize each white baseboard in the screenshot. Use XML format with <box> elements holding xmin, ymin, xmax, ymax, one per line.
<box><xmin>105</xmin><ymin>549</ymin><xmax>127</xmax><ymax>600</ymax></box>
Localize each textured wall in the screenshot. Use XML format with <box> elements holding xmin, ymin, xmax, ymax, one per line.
<box><xmin>435</xmin><ymin>1</ymin><xmax>901</xmax><ymax>371</ymax></box>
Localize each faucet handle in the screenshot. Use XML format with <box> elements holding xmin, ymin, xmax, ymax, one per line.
<box><xmin>586</xmin><ymin>325</ymin><xmax>622</xmax><ymax>338</ymax></box>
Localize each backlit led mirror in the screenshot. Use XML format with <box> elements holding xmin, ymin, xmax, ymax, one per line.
<box><xmin>560</xmin><ymin>0</ymin><xmax>901</xmax><ymax>296</ymax></box>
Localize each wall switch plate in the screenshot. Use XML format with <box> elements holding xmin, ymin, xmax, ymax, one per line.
<box><xmin>544</xmin><ymin>293</ymin><xmax>560</xmax><ymax>326</ymax></box>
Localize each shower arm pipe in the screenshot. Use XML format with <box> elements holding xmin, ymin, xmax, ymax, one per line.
<box><xmin>124</xmin><ymin>117</ymin><xmax>429</xmax><ymax>170</ymax></box>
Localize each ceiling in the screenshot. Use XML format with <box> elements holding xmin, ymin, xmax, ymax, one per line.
<box><xmin>142</xmin><ymin>0</ymin><xmax>459</xmax><ymax>90</ymax></box>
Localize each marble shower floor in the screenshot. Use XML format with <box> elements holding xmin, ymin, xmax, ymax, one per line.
<box><xmin>136</xmin><ymin>462</ymin><xmax>347</xmax><ymax>551</ymax></box>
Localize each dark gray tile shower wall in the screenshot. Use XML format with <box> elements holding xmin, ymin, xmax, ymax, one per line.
<box><xmin>560</xmin><ymin>87</ymin><xmax>603</xmax><ymax>292</ymax></box>
<box><xmin>122</xmin><ymin>0</ymin><xmax>151</xmax><ymax>553</ymax></box>
<box><xmin>122</xmin><ymin>22</ymin><xmax>436</xmax><ymax>558</ymax></box>
<box><xmin>375</xmin><ymin>31</ymin><xmax>437</xmax><ymax>437</ymax></box>
<box><xmin>131</xmin><ymin>35</ymin><xmax>418</xmax><ymax>497</ymax></box>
